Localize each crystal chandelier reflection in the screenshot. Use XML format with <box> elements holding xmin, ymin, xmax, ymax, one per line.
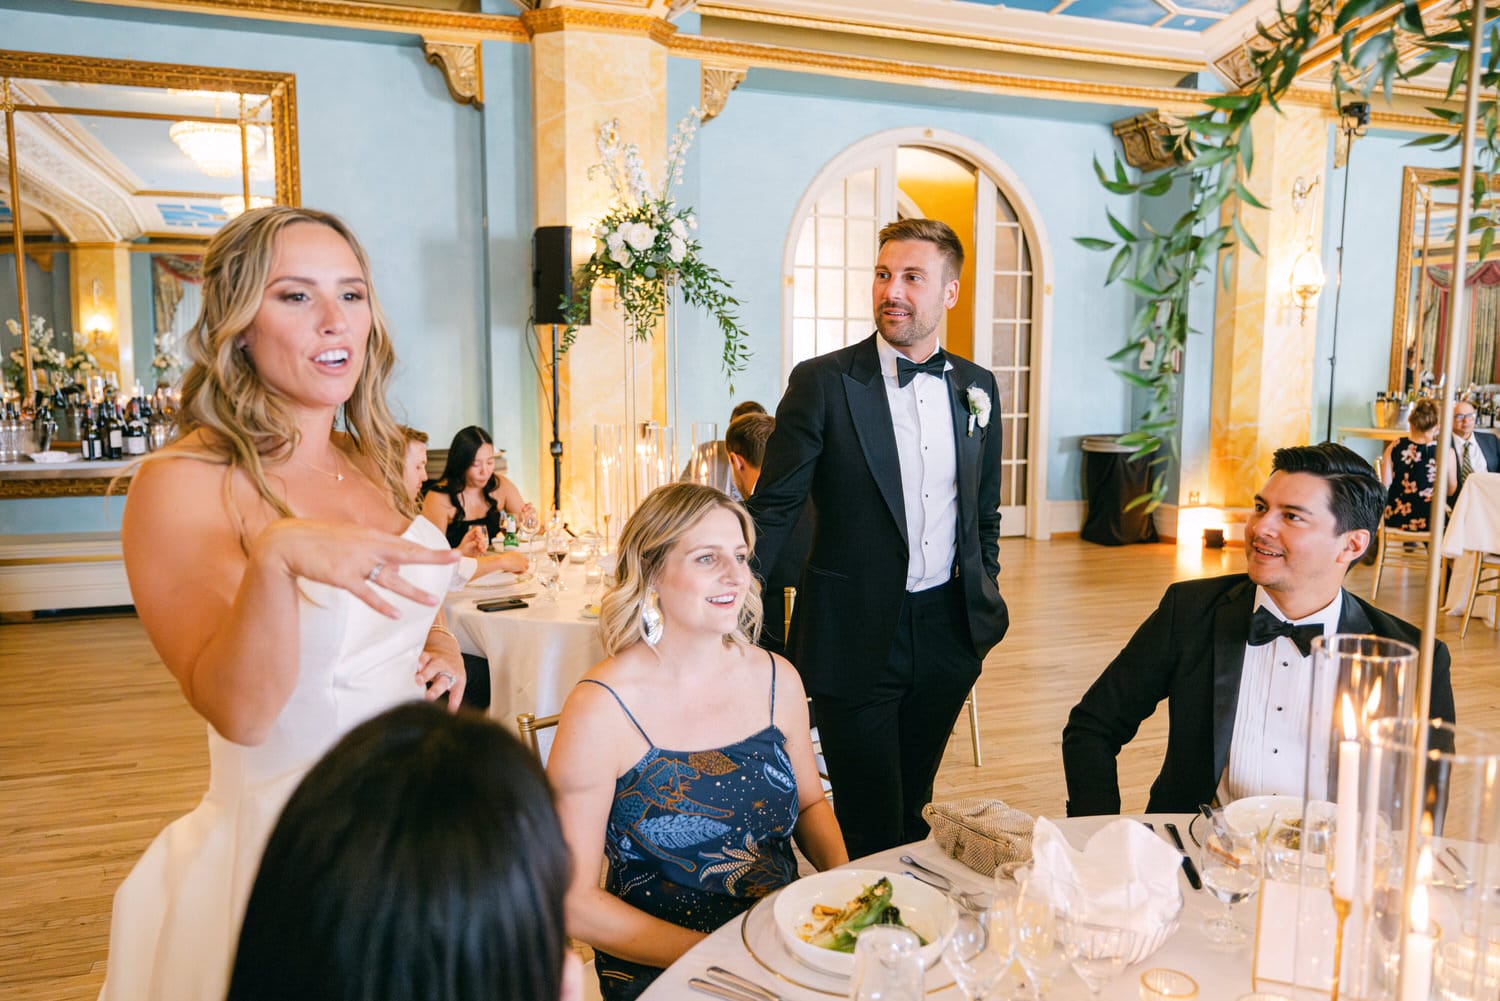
<box><xmin>169</xmin><ymin>120</ymin><xmax>264</xmax><ymax>178</ymax></box>
<box><xmin>220</xmin><ymin>195</ymin><xmax>273</xmax><ymax>219</ymax></box>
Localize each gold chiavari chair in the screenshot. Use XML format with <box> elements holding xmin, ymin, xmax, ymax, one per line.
<box><xmin>1460</xmin><ymin>551</ymin><xmax>1500</xmax><ymax>638</ymax></box>
<box><xmin>515</xmin><ymin>712</ymin><xmax>560</xmax><ymax>758</ymax></box>
<box><xmin>1371</xmin><ymin>523</ymin><xmax>1447</xmax><ymax>604</ymax></box>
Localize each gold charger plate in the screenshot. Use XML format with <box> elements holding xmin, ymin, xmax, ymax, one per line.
<box><xmin>738</xmin><ymin>888</ymin><xmax>957</xmax><ymax>996</ymax></box>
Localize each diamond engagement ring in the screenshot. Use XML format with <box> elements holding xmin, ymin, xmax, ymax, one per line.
<box><xmin>437</xmin><ymin>671</ymin><xmax>456</xmax><ymax>686</ymax></box>
<box><xmin>366</xmin><ymin>562</ymin><xmax>384</xmax><ymax>582</ymax></box>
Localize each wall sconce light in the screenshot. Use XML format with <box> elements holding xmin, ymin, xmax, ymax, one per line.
<box><xmin>1289</xmin><ymin>175</ymin><xmax>1325</xmax><ymax>325</ymax></box>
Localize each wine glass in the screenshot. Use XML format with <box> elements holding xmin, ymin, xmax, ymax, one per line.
<box><xmin>850</xmin><ymin>925</ymin><xmax>924</xmax><ymax>1001</ymax></box>
<box><xmin>1011</xmin><ymin>872</ymin><xmax>1070</xmax><ymax>1001</ymax></box>
<box><xmin>519</xmin><ymin>507</ymin><xmax>542</xmax><ymax>548</ymax></box>
<box><xmin>546</xmin><ymin>529</ymin><xmax>570</xmax><ymax>593</ymax></box>
<box><xmin>1198</xmin><ymin>824</ymin><xmax>1261</xmax><ymax>948</ymax></box>
<box><xmin>943</xmin><ymin>898</ymin><xmax>1012</xmax><ymax>1001</ymax></box>
<box><xmin>1053</xmin><ymin>879</ymin><xmax>1143</xmax><ymax>997</ymax></box>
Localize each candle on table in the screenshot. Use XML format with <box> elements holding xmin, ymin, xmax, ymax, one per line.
<box><xmin>1333</xmin><ymin>692</ymin><xmax>1360</xmax><ymax>901</ymax></box>
<box><xmin>1401</xmin><ymin>852</ymin><xmax>1435</xmax><ymax>1001</ymax></box>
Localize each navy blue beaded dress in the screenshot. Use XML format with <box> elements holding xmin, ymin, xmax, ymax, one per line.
<box><xmin>580</xmin><ymin>653</ymin><xmax>800</xmax><ymax>1001</ymax></box>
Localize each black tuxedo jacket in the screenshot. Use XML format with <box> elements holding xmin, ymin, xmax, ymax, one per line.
<box><xmin>748</xmin><ymin>333</ymin><xmax>1010</xmax><ymax>694</ymax></box>
<box><xmin>1061</xmin><ymin>575</ymin><xmax>1456</xmax><ymax>817</ymax></box>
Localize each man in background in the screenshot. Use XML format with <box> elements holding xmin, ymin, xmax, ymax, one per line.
<box><xmin>725</xmin><ymin>412</ymin><xmax>811</xmax><ymax>654</ymax></box>
<box><xmin>681</xmin><ymin>400</ymin><xmax>766</xmax><ymax>501</ymax></box>
<box><xmin>1451</xmin><ymin>399</ymin><xmax>1498</xmax><ymax>500</ymax></box>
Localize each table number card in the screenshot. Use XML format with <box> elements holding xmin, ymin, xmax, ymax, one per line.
<box><xmin>1253</xmin><ymin>877</ymin><xmax>1338</xmax><ymax>1000</ymax></box>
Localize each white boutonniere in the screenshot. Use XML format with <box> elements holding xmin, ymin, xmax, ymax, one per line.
<box><xmin>965</xmin><ymin>386</ymin><xmax>991</xmax><ymax>437</ymax></box>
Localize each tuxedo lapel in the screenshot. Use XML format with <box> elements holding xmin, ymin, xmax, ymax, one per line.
<box><xmin>1211</xmin><ymin>580</ymin><xmax>1255</xmax><ymax>780</ymax></box>
<box><xmin>948</xmin><ymin>370</ymin><xmax>981</xmax><ymax>520</ymax></box>
<box><xmin>1336</xmin><ymin>589</ymin><xmax>1373</xmax><ymax>634</ymax></box>
<box><xmin>844</xmin><ymin>336</ymin><xmax>907</xmax><ymax>548</ymax></box>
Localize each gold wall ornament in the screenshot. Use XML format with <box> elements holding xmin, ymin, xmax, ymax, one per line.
<box><xmin>422</xmin><ymin>37</ymin><xmax>484</xmax><ymax>107</ymax></box>
<box><xmin>69</xmin><ymin>0</ymin><xmax>525</xmax><ymax>41</ymax></box>
<box><xmin>520</xmin><ymin>7</ymin><xmax>676</xmax><ymax>44</ymax></box>
<box><xmin>699</xmin><ymin>63</ymin><xmax>746</xmax><ymax>123</ymax></box>
<box><xmin>1111</xmin><ymin>112</ymin><xmax>1187</xmax><ymax>172</ymax></box>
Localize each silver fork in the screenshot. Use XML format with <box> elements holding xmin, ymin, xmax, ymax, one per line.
<box><xmin>899</xmin><ymin>856</ymin><xmax>993</xmax><ymax>911</ymax></box>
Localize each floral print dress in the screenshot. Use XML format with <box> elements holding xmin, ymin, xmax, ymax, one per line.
<box><xmin>1384</xmin><ymin>436</ymin><xmax>1439</xmax><ymax>530</ymax></box>
<box><xmin>581</xmin><ymin>656</ymin><xmax>800</xmax><ymax>1001</ymax></box>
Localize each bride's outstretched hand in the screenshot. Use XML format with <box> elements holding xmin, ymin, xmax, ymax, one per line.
<box><xmin>250</xmin><ymin>518</ymin><xmax>460</xmax><ymax>619</ymax></box>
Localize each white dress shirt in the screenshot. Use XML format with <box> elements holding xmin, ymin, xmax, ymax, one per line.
<box><xmin>1221</xmin><ymin>587</ymin><xmax>1343</xmax><ymax>803</ymax></box>
<box><xmin>876</xmin><ymin>336</ymin><xmax>959</xmax><ymax>592</ymax></box>
<box><xmin>1455</xmin><ymin>433</ymin><xmax>1493</xmax><ymax>477</ymax></box>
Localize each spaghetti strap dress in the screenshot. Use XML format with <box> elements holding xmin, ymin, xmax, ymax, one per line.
<box><xmin>581</xmin><ymin>651</ymin><xmax>800</xmax><ymax>1000</ymax></box>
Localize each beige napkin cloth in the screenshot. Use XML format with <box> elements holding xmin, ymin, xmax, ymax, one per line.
<box><xmin>1028</xmin><ymin>817</ymin><xmax>1182</xmax><ymax>933</ymax></box>
<box><xmin>922</xmin><ymin>798</ymin><xmax>1035</xmax><ymax>877</ymax></box>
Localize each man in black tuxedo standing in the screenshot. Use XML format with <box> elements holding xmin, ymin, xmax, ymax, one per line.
<box><xmin>1063</xmin><ymin>442</ymin><xmax>1455</xmax><ymax>816</ymax></box>
<box><xmin>749</xmin><ymin>218</ymin><xmax>1010</xmax><ymax>857</ymax></box>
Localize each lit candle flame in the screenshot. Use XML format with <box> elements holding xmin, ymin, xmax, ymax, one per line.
<box><xmin>1340</xmin><ymin>691</ymin><xmax>1359</xmax><ymax>741</ymax></box>
<box><xmin>1364</xmin><ymin>678</ymin><xmax>1383</xmax><ymax>719</ymax></box>
<box><xmin>1411</xmin><ymin>847</ymin><xmax>1433</xmax><ymax>933</ymax></box>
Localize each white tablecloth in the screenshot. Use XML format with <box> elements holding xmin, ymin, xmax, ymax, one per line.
<box><xmin>445</xmin><ymin>559</ymin><xmax>604</xmax><ymax>731</ymax></box>
<box><xmin>639</xmin><ymin>814</ymin><xmax>1255</xmax><ymax>1001</ymax></box>
<box><xmin>1441</xmin><ymin>471</ymin><xmax>1500</xmax><ymax>628</ymax></box>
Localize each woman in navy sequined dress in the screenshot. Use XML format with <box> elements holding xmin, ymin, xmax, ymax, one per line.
<box><xmin>549</xmin><ymin>484</ymin><xmax>847</xmax><ymax>1000</ymax></box>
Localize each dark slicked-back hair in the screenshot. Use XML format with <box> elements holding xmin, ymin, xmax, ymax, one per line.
<box><xmin>725</xmin><ymin>413</ymin><xmax>774</xmax><ymax>468</ymax></box>
<box><xmin>878</xmin><ymin>218</ymin><xmax>965</xmax><ymax>284</ymax></box>
<box><xmin>730</xmin><ymin>400</ymin><xmax>766</xmax><ymax>421</ymax></box>
<box><xmin>1271</xmin><ymin>442</ymin><xmax>1384</xmax><ymax>542</ymax></box>
<box><xmin>227</xmin><ymin>703</ymin><xmax>570</xmax><ymax>1001</ymax></box>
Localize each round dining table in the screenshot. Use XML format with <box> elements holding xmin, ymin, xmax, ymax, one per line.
<box><xmin>638</xmin><ymin>813</ymin><xmax>1260</xmax><ymax>1001</ymax></box>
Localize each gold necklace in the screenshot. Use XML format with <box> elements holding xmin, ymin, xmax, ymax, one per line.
<box><xmin>298</xmin><ymin>451</ymin><xmax>345</xmax><ymax>482</ymax></box>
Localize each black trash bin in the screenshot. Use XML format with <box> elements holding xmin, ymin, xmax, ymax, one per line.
<box><xmin>1080</xmin><ymin>434</ymin><xmax>1160</xmax><ymax>546</ymax></box>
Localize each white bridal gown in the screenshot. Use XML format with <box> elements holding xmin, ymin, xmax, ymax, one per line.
<box><xmin>99</xmin><ymin>518</ymin><xmax>452</xmax><ymax>1001</ymax></box>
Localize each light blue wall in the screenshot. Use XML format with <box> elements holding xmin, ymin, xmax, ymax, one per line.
<box><xmin>671</xmin><ymin>65</ymin><xmax>1146</xmax><ymax>503</ymax></box>
<box><xmin>3</xmin><ymin>2</ymin><xmax>537</xmax><ymax>530</ymax></box>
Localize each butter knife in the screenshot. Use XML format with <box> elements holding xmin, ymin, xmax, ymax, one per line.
<box><xmin>705</xmin><ymin>967</ymin><xmax>785</xmax><ymax>1001</ymax></box>
<box><xmin>1164</xmin><ymin>821</ymin><xmax>1203</xmax><ymax>890</ymax></box>
<box><xmin>689</xmin><ymin>978</ymin><xmax>762</xmax><ymax>1001</ymax></box>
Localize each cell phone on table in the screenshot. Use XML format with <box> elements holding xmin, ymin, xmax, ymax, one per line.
<box><xmin>476</xmin><ymin>597</ymin><xmax>528</xmax><ymax>612</ymax></box>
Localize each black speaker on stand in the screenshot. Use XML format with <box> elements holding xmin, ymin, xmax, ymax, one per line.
<box><xmin>534</xmin><ymin>226</ymin><xmax>583</xmax><ymax>514</ymax></box>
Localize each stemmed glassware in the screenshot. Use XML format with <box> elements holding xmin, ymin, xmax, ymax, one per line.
<box><xmin>1053</xmin><ymin>879</ymin><xmax>1143</xmax><ymax>997</ymax></box>
<box><xmin>942</xmin><ymin>897</ymin><xmax>1013</xmax><ymax>1001</ymax></box>
<box><xmin>850</xmin><ymin>925</ymin><xmax>925</xmax><ymax>1001</ymax></box>
<box><xmin>1198</xmin><ymin>823</ymin><xmax>1262</xmax><ymax>948</ymax></box>
<box><xmin>545</xmin><ymin>527</ymin><xmax>570</xmax><ymax>596</ymax></box>
<box><xmin>1010</xmin><ymin>872</ymin><xmax>1070</xmax><ymax>1001</ymax></box>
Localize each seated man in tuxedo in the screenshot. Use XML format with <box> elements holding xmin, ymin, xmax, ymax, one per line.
<box><xmin>725</xmin><ymin>412</ymin><xmax>812</xmax><ymax>654</ymax></box>
<box><xmin>1451</xmin><ymin>400</ymin><xmax>1499</xmax><ymax>500</ymax></box>
<box><xmin>1062</xmin><ymin>442</ymin><xmax>1456</xmax><ymax>816</ymax></box>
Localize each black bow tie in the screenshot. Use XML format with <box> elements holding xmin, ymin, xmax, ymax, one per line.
<box><xmin>895</xmin><ymin>352</ymin><xmax>947</xmax><ymax>387</ymax></box>
<box><xmin>1247</xmin><ymin>606</ymin><xmax>1323</xmax><ymax>658</ymax></box>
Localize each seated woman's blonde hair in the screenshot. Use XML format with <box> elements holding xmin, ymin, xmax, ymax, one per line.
<box><xmin>599</xmin><ymin>483</ymin><xmax>763</xmax><ymax>655</ymax></box>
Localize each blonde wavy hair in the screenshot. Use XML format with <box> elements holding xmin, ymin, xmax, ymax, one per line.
<box><xmin>599</xmin><ymin>482</ymin><xmax>763</xmax><ymax>656</ymax></box>
<box><xmin>174</xmin><ymin>205</ymin><xmax>412</xmax><ymax>519</ymax></box>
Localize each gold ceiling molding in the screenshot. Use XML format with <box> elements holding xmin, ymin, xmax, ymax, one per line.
<box><xmin>70</xmin><ymin>0</ymin><xmax>526</xmax><ymax>41</ymax></box>
<box><xmin>700</xmin><ymin>63</ymin><xmax>747</xmax><ymax>122</ymax></box>
<box><xmin>520</xmin><ymin>7</ymin><xmax>676</xmax><ymax>44</ymax></box>
<box><xmin>697</xmin><ymin>2</ymin><xmax>1201</xmax><ymax>74</ymax></box>
<box><xmin>423</xmin><ymin>37</ymin><xmax>484</xmax><ymax>106</ymax></box>
<box><xmin>668</xmin><ymin>34</ymin><xmax>1211</xmax><ymax>112</ymax></box>
<box><xmin>1111</xmin><ymin>112</ymin><xmax>1187</xmax><ymax>172</ymax></box>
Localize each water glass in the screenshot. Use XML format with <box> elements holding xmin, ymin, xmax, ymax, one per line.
<box><xmin>1054</xmin><ymin>880</ymin><xmax>1143</xmax><ymax>996</ymax></box>
<box><xmin>1198</xmin><ymin>825</ymin><xmax>1261</xmax><ymax>947</ymax></box>
<box><xmin>1012</xmin><ymin>873</ymin><xmax>1070</xmax><ymax>1001</ymax></box>
<box><xmin>943</xmin><ymin>900</ymin><xmax>1012</xmax><ymax>1001</ymax></box>
<box><xmin>849</xmin><ymin>925</ymin><xmax>924</xmax><ymax>1001</ymax></box>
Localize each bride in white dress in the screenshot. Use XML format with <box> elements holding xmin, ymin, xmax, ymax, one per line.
<box><xmin>99</xmin><ymin>206</ymin><xmax>464</xmax><ymax>1001</ymax></box>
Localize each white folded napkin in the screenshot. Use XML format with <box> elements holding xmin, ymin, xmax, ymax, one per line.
<box><xmin>464</xmin><ymin>571</ymin><xmax>520</xmax><ymax>589</ymax></box>
<box><xmin>26</xmin><ymin>451</ymin><xmax>77</xmax><ymax>463</ymax></box>
<box><xmin>1027</xmin><ymin>817</ymin><xmax>1183</xmax><ymax>933</ymax></box>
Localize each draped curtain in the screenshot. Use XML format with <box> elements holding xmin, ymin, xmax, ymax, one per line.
<box><xmin>1420</xmin><ymin>261</ymin><xmax>1500</xmax><ymax>385</ymax></box>
<box><xmin>152</xmin><ymin>254</ymin><xmax>203</xmax><ymax>355</ymax></box>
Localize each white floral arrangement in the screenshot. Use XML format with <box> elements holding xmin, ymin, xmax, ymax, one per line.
<box><xmin>965</xmin><ymin>385</ymin><xmax>992</xmax><ymax>437</ymax></box>
<box><xmin>67</xmin><ymin>347</ymin><xmax>103</xmax><ymax>377</ymax></box>
<box><xmin>3</xmin><ymin>315</ymin><xmax>70</xmax><ymax>390</ymax></box>
<box><xmin>150</xmin><ymin>329</ymin><xmax>184</xmax><ymax>384</ymax></box>
<box><xmin>561</xmin><ymin>112</ymin><xmax>748</xmax><ymax>384</ymax></box>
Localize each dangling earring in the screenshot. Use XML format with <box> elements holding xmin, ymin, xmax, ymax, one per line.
<box><xmin>640</xmin><ymin>586</ymin><xmax>664</xmax><ymax>647</ymax></box>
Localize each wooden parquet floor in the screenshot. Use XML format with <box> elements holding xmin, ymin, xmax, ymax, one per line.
<box><xmin>1</xmin><ymin>537</ymin><xmax>1496</xmax><ymax>999</ymax></box>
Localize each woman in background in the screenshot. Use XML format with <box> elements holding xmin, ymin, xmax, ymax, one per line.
<box><xmin>227</xmin><ymin>703</ymin><xmax>580</xmax><ymax>1001</ymax></box>
<box><xmin>421</xmin><ymin>424</ymin><xmax>536</xmax><ymax>548</ymax></box>
<box><xmin>1381</xmin><ymin>397</ymin><xmax>1455</xmax><ymax>531</ymax></box>
<box><xmin>101</xmin><ymin>206</ymin><xmax>462</xmax><ymax>1001</ymax></box>
<box><xmin>548</xmin><ymin>483</ymin><xmax>846</xmax><ymax>1000</ymax></box>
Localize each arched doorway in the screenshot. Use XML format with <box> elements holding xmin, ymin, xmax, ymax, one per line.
<box><xmin>782</xmin><ymin>129</ymin><xmax>1053</xmax><ymax>538</ymax></box>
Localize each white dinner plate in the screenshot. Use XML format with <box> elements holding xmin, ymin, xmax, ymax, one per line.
<box><xmin>740</xmin><ymin>887</ymin><xmax>957</xmax><ymax>996</ymax></box>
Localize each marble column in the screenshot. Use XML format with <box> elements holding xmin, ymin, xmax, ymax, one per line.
<box><xmin>1209</xmin><ymin>104</ymin><xmax>1329</xmax><ymax>507</ymax></box>
<box><xmin>69</xmin><ymin>243</ymin><xmax>134</xmax><ymax>389</ymax></box>
<box><xmin>524</xmin><ymin>8</ymin><xmax>672</xmax><ymax>525</ymax></box>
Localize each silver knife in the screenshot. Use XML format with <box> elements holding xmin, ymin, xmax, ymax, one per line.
<box><xmin>689</xmin><ymin>977</ymin><xmax>765</xmax><ymax>1001</ymax></box>
<box><xmin>705</xmin><ymin>966</ymin><xmax>786</xmax><ymax>1001</ymax></box>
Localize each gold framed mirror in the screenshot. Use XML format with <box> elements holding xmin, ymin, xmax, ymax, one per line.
<box><xmin>2</xmin><ymin>49</ymin><xmax>299</xmax><ymax>397</ymax></box>
<box><xmin>1389</xmin><ymin>165</ymin><xmax>1500</xmax><ymax>395</ymax></box>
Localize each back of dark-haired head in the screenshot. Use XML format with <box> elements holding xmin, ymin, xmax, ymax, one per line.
<box><xmin>226</xmin><ymin>703</ymin><xmax>570</xmax><ymax>1001</ymax></box>
<box><xmin>877</xmin><ymin>218</ymin><xmax>965</xmax><ymax>284</ymax></box>
<box><xmin>730</xmin><ymin>400</ymin><xmax>766</xmax><ymax>421</ymax></box>
<box><xmin>436</xmin><ymin>425</ymin><xmax>497</xmax><ymax>523</ymax></box>
<box><xmin>1407</xmin><ymin>398</ymin><xmax>1440</xmax><ymax>433</ymax></box>
<box><xmin>1270</xmin><ymin>442</ymin><xmax>1384</xmax><ymax>539</ymax></box>
<box><xmin>725</xmin><ymin>413</ymin><xmax>774</xmax><ymax>469</ymax></box>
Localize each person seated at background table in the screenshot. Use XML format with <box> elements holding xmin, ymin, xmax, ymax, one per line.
<box><xmin>1061</xmin><ymin>442</ymin><xmax>1455</xmax><ymax>817</ymax></box>
<box><xmin>680</xmin><ymin>399</ymin><xmax>766</xmax><ymax>501</ymax></box>
<box><xmin>404</xmin><ymin>424</ymin><xmax>526</xmax><ymax>581</ymax></box>
<box><xmin>226</xmin><ymin>702</ymin><xmax>580</xmax><ymax>1001</ymax></box>
<box><xmin>1450</xmin><ymin>399</ymin><xmax>1499</xmax><ymax>500</ymax></box>
<box><xmin>422</xmin><ymin>424</ymin><xmax>537</xmax><ymax>548</ymax></box>
<box><xmin>1381</xmin><ymin>398</ymin><xmax>1454</xmax><ymax>532</ymax></box>
<box><xmin>548</xmin><ymin>482</ymin><xmax>847</xmax><ymax>1001</ymax></box>
<box><xmin>724</xmin><ymin>411</ymin><xmax>812</xmax><ymax>655</ymax></box>
<box><xmin>100</xmin><ymin>206</ymin><xmax>464</xmax><ymax>1001</ymax></box>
